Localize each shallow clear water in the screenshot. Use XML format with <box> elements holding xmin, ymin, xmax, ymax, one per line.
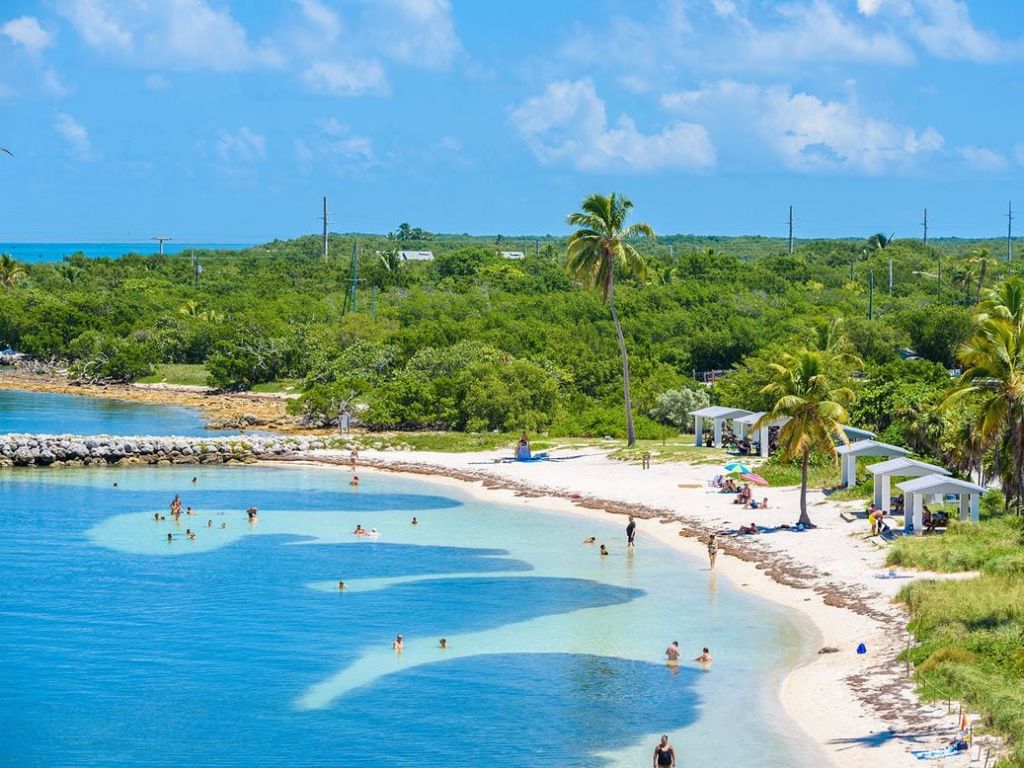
<box><xmin>0</xmin><ymin>464</ymin><xmax>822</xmax><ymax>767</ymax></box>
<box><xmin>0</xmin><ymin>389</ymin><xmax>233</xmax><ymax>436</ymax></box>
<box><xmin>0</xmin><ymin>243</ymin><xmax>252</xmax><ymax>263</ymax></box>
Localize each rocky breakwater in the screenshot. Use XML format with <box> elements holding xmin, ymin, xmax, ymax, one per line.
<box><xmin>0</xmin><ymin>434</ymin><xmax>332</xmax><ymax>468</ymax></box>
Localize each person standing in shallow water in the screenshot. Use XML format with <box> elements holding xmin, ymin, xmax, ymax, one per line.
<box><xmin>707</xmin><ymin>534</ymin><xmax>719</xmax><ymax>569</ymax></box>
<box><xmin>626</xmin><ymin>515</ymin><xmax>636</xmax><ymax>548</ymax></box>
<box><xmin>653</xmin><ymin>735</ymin><xmax>676</xmax><ymax>768</ymax></box>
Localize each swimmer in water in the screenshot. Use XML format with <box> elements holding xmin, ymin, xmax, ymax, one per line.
<box><xmin>353</xmin><ymin>524</ymin><xmax>365</xmax><ymax>535</ymax></box>
<box><xmin>338</xmin><ymin>580</ymin><xmax>346</xmax><ymax>591</ymax></box>
<box><xmin>350</xmin><ymin>475</ymin><xmax>360</xmax><ymax>487</ymax></box>
<box><xmin>439</xmin><ymin>638</ymin><xmax>447</xmax><ymax>649</ymax></box>
<box><xmin>186</xmin><ymin>506</ymin><xmax>194</xmax><ymax>516</ymax></box>
<box><xmin>695</xmin><ymin>647</ymin><xmax>713</xmax><ymax>663</ymax></box>
<box><xmin>665</xmin><ymin>641</ymin><xmax>681</xmax><ymax>662</ymax></box>
<box><xmin>599</xmin><ymin>544</ymin><xmax>609</xmax><ymax>556</ymax></box>
<box><xmin>220</xmin><ymin>522</ymin><xmax>227</xmax><ymax>529</ymax></box>
<box><xmin>167</xmin><ymin>533</ymin><xmax>173</xmax><ymax>542</ymax></box>
<box><xmin>186</xmin><ymin>529</ymin><xmax>196</xmax><ymax>540</ymax></box>
<box><xmin>207</xmin><ymin>520</ymin><xmax>213</xmax><ymax>528</ymax></box>
<box><xmin>113</xmin><ymin>482</ymin><xmax>118</xmax><ymax>487</ymax></box>
<box><xmin>411</xmin><ymin>517</ymin><xmax>418</xmax><ymax>525</ymax></box>
<box><xmin>583</xmin><ymin>537</ymin><xmax>596</xmax><ymax>544</ymax></box>
<box><xmin>191</xmin><ymin>476</ymin><xmax>197</xmax><ymax>484</ymax></box>
<box><xmin>153</xmin><ymin>513</ymin><xmax>161</xmax><ymax>522</ymax></box>
<box><xmin>393</xmin><ymin>634</ymin><xmax>403</xmax><ymax>652</ymax></box>
<box><xmin>246</xmin><ymin>507</ymin><xmax>259</xmax><ymax>523</ymax></box>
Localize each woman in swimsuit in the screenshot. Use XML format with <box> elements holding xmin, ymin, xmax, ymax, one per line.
<box><xmin>707</xmin><ymin>534</ymin><xmax>719</xmax><ymax>569</ymax></box>
<box><xmin>653</xmin><ymin>735</ymin><xmax>675</xmax><ymax>768</ymax></box>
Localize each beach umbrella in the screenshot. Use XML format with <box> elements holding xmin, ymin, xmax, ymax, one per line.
<box><xmin>742</xmin><ymin>473</ymin><xmax>768</xmax><ymax>486</ymax></box>
<box><xmin>724</xmin><ymin>461</ymin><xmax>751</xmax><ymax>474</ymax></box>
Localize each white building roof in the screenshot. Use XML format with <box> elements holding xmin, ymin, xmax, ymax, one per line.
<box><xmin>733</xmin><ymin>411</ymin><xmax>790</xmax><ymax>427</ymax></box>
<box><xmin>836</xmin><ymin>439</ymin><xmax>909</xmax><ymax>458</ymax></box>
<box><xmin>842</xmin><ymin>425</ymin><xmax>877</xmax><ymax>440</ymax></box>
<box><xmin>896</xmin><ymin>474</ymin><xmax>987</xmax><ymax>496</ymax></box>
<box><xmin>399</xmin><ymin>250</ymin><xmax>434</xmax><ymax>261</ymax></box>
<box><xmin>501</xmin><ymin>251</ymin><xmax>526</xmax><ymax>259</ymax></box>
<box><xmin>689</xmin><ymin>406</ymin><xmax>753</xmax><ymax>419</ymax></box>
<box><xmin>867</xmin><ymin>457</ymin><xmax>950</xmax><ymax>477</ymax></box>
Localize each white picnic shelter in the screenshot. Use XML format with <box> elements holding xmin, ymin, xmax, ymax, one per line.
<box><xmin>690</xmin><ymin>406</ymin><xmax>753</xmax><ymax>449</ymax></box>
<box><xmin>836</xmin><ymin>439</ymin><xmax>909</xmax><ymax>487</ymax></box>
<box><xmin>895</xmin><ymin>474</ymin><xmax>986</xmax><ymax>534</ymax></box>
<box><xmin>732</xmin><ymin>411</ymin><xmax>790</xmax><ymax>457</ymax></box>
<box><xmin>842</xmin><ymin>425</ymin><xmax>876</xmax><ymax>441</ymax></box>
<box><xmin>867</xmin><ymin>457</ymin><xmax>950</xmax><ymax>513</ymax></box>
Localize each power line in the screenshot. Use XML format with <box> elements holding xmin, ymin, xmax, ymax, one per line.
<box><xmin>151</xmin><ymin>236</ymin><xmax>171</xmax><ymax>254</ymax></box>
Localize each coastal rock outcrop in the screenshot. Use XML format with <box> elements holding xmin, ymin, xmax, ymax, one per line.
<box><xmin>0</xmin><ymin>434</ymin><xmax>331</xmax><ymax>468</ymax></box>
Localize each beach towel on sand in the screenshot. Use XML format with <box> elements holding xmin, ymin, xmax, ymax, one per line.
<box><xmin>910</xmin><ymin>744</ymin><xmax>967</xmax><ymax>759</ymax></box>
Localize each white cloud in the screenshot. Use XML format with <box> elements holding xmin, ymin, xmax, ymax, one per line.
<box><xmin>41</xmin><ymin>68</ymin><xmax>70</xmax><ymax>96</ymax></box>
<box><xmin>910</xmin><ymin>0</ymin><xmax>1016</xmax><ymax>62</ymax></box>
<box><xmin>367</xmin><ymin>0</ymin><xmax>460</xmax><ymax>69</ymax></box>
<box><xmin>510</xmin><ymin>79</ymin><xmax>715</xmax><ymax>172</ymax></box>
<box><xmin>295</xmin><ymin>0</ymin><xmax>341</xmax><ymax>42</ymax></box>
<box><xmin>1015</xmin><ymin>144</ymin><xmax>1024</xmax><ymax>167</ymax></box>
<box><xmin>296</xmin><ymin>120</ymin><xmax>375</xmax><ymax>167</ymax></box>
<box><xmin>58</xmin><ymin>0</ymin><xmax>281</xmax><ymax>71</ymax></box>
<box><xmin>301</xmin><ymin>59</ymin><xmax>388</xmax><ymax>96</ymax></box>
<box><xmin>663</xmin><ymin>80</ymin><xmax>943</xmax><ymax>174</ymax></box>
<box><xmin>53</xmin><ymin>112</ymin><xmax>94</xmax><ymax>160</ymax></box>
<box><xmin>216</xmin><ymin>127</ymin><xmax>266</xmax><ymax>164</ymax></box>
<box><xmin>959</xmin><ymin>145</ymin><xmax>1007</xmax><ymax>172</ymax></box>
<box><xmin>2</xmin><ymin>16</ymin><xmax>54</xmax><ymax>54</ymax></box>
<box><xmin>144</xmin><ymin>74</ymin><xmax>170</xmax><ymax>91</ymax></box>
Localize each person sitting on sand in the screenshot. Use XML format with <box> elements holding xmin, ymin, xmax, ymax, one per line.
<box><xmin>599</xmin><ymin>544</ymin><xmax>609</xmax><ymax>556</ymax></box>
<box><xmin>439</xmin><ymin>638</ymin><xmax>447</xmax><ymax>649</ymax></box>
<box><xmin>665</xmin><ymin>641</ymin><xmax>680</xmax><ymax>662</ymax></box>
<box><xmin>392</xmin><ymin>634</ymin><xmax>404</xmax><ymax>652</ymax></box>
<box><xmin>514</xmin><ymin>432</ymin><xmax>531</xmax><ymax>460</ymax></box>
<box><xmin>739</xmin><ymin>523</ymin><xmax>759</xmax><ymax>535</ymax></box>
<box><xmin>583</xmin><ymin>536</ymin><xmax>596</xmax><ymax>544</ymax></box>
<box><xmin>338</xmin><ymin>580</ymin><xmax>346</xmax><ymax>591</ymax></box>
<box><xmin>760</xmin><ymin>497</ymin><xmax>769</xmax><ymax>509</ymax></box>
<box><xmin>695</xmin><ymin>647</ymin><xmax>713</xmax><ymax>663</ymax></box>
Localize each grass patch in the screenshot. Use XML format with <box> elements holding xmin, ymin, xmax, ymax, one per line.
<box><xmin>137</xmin><ymin>363</ymin><xmax>209</xmax><ymax>387</ymax></box>
<box><xmin>755</xmin><ymin>459</ymin><xmax>839</xmax><ymax>489</ymax></box>
<box><xmin>886</xmin><ymin>515</ymin><xmax>1024</xmax><ymax>576</ymax></box>
<box><xmin>249</xmin><ymin>378</ymin><xmax>302</xmax><ymax>394</ymax></box>
<box><xmin>609</xmin><ymin>436</ymin><xmax>731</xmax><ymax>465</ymax></box>
<box><xmin>362</xmin><ymin>431</ymin><xmax>523</xmax><ymax>453</ymax></box>
<box><xmin>826</xmin><ymin>483</ymin><xmax>874</xmax><ymax>503</ymax></box>
<box><xmin>899</xmin><ymin>575</ymin><xmax>1024</xmax><ymax>763</ymax></box>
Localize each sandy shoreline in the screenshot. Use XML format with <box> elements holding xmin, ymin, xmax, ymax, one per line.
<box><xmin>272</xmin><ymin>447</ymin><xmax>993</xmax><ymax>768</ymax></box>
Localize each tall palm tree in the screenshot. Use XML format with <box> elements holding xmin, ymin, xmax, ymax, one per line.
<box><xmin>968</xmin><ymin>247</ymin><xmax>992</xmax><ymax>304</ymax></box>
<box><xmin>755</xmin><ymin>349</ymin><xmax>856</xmax><ymax>526</ymax></box>
<box><xmin>945</xmin><ymin>277</ymin><xmax>1024</xmax><ymax>513</ymax></box>
<box><xmin>0</xmin><ymin>254</ymin><xmax>26</xmax><ymax>291</ymax></box>
<box><xmin>867</xmin><ymin>232</ymin><xmax>895</xmax><ymax>250</ymax></box>
<box><xmin>566</xmin><ymin>192</ymin><xmax>654</xmax><ymax>446</ymax></box>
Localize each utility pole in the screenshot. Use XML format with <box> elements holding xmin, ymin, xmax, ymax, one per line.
<box><xmin>669</xmin><ymin>244</ymin><xmax>674</xmax><ymax>258</ymax></box>
<box><xmin>321</xmin><ymin>196</ymin><xmax>329</xmax><ymax>261</ymax></box>
<box><xmin>788</xmin><ymin>206</ymin><xmax>794</xmax><ymax>254</ymax></box>
<box><xmin>194</xmin><ymin>253</ymin><xmax>201</xmax><ymax>289</ymax></box>
<box><xmin>868</xmin><ymin>271</ymin><xmax>874</xmax><ymax>320</ymax></box>
<box><xmin>1008</xmin><ymin>201</ymin><xmax>1014</xmax><ymax>263</ymax></box>
<box><xmin>342</xmin><ymin>241</ymin><xmax>359</xmax><ymax>314</ymax></box>
<box><xmin>152</xmin><ymin>236</ymin><xmax>171</xmax><ymax>254</ymax></box>
<box><xmin>922</xmin><ymin>208</ymin><xmax>928</xmax><ymax>245</ymax></box>
<box><xmin>888</xmin><ymin>255</ymin><xmax>893</xmax><ymax>297</ymax></box>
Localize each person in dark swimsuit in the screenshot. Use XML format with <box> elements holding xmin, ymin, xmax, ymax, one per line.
<box><xmin>626</xmin><ymin>516</ymin><xmax>637</xmax><ymax>548</ymax></box>
<box><xmin>653</xmin><ymin>734</ymin><xmax>676</xmax><ymax>768</ymax></box>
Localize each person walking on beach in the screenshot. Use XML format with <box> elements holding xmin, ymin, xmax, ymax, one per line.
<box><xmin>626</xmin><ymin>516</ymin><xmax>636</xmax><ymax>548</ymax></box>
<box><xmin>707</xmin><ymin>534</ymin><xmax>719</xmax><ymax>569</ymax></box>
<box><xmin>653</xmin><ymin>735</ymin><xmax>676</xmax><ymax>768</ymax></box>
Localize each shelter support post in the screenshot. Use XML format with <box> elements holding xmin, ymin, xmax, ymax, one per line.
<box><xmin>694</xmin><ymin>416</ymin><xmax>703</xmax><ymax>447</ymax></box>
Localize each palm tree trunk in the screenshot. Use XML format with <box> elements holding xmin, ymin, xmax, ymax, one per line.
<box><xmin>607</xmin><ymin>281</ymin><xmax>636</xmax><ymax>446</ymax></box>
<box><xmin>798</xmin><ymin>447</ymin><xmax>812</xmax><ymax>526</ymax></box>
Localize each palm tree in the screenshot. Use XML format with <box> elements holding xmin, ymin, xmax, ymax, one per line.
<box><xmin>0</xmin><ymin>254</ymin><xmax>26</xmax><ymax>291</ymax></box>
<box><xmin>944</xmin><ymin>277</ymin><xmax>1024</xmax><ymax>513</ymax></box>
<box><xmin>755</xmin><ymin>349</ymin><xmax>856</xmax><ymax>526</ymax></box>
<box><xmin>566</xmin><ymin>192</ymin><xmax>654</xmax><ymax>446</ymax></box>
<box><xmin>867</xmin><ymin>232</ymin><xmax>895</xmax><ymax>250</ymax></box>
<box><xmin>968</xmin><ymin>247</ymin><xmax>992</xmax><ymax>304</ymax></box>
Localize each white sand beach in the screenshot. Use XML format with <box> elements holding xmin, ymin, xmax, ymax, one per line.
<box><xmin>291</xmin><ymin>446</ymin><xmax>992</xmax><ymax>768</ymax></box>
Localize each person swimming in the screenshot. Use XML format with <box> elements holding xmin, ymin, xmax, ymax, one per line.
<box><xmin>207</xmin><ymin>519</ymin><xmax>213</xmax><ymax>528</ymax></box>
<box><xmin>665</xmin><ymin>641</ymin><xmax>681</xmax><ymax>662</ymax></box>
<box><xmin>599</xmin><ymin>544</ymin><xmax>609</xmax><ymax>556</ymax></box>
<box><xmin>166</xmin><ymin>533</ymin><xmax>173</xmax><ymax>542</ymax></box>
<box><xmin>439</xmin><ymin>638</ymin><xmax>447</xmax><ymax>649</ymax></box>
<box><xmin>393</xmin><ymin>634</ymin><xmax>404</xmax><ymax>651</ymax></box>
<box><xmin>153</xmin><ymin>512</ymin><xmax>161</xmax><ymax>521</ymax></box>
<box><xmin>220</xmin><ymin>522</ymin><xmax>227</xmax><ymax>529</ymax></box>
<box><xmin>186</xmin><ymin>506</ymin><xmax>194</xmax><ymax>516</ymax></box>
<box><xmin>411</xmin><ymin>517</ymin><xmax>418</xmax><ymax>525</ymax></box>
<box><xmin>350</xmin><ymin>475</ymin><xmax>360</xmax><ymax>487</ymax></box>
<box><xmin>338</xmin><ymin>580</ymin><xmax>346</xmax><ymax>591</ymax></box>
<box><xmin>695</xmin><ymin>647</ymin><xmax>713</xmax><ymax>663</ymax></box>
<box><xmin>191</xmin><ymin>476</ymin><xmax>197</xmax><ymax>484</ymax></box>
<box><xmin>246</xmin><ymin>506</ymin><xmax>259</xmax><ymax>522</ymax></box>
<box><xmin>354</xmin><ymin>524</ymin><xmax>366</xmax><ymax>535</ymax></box>
<box><xmin>583</xmin><ymin>536</ymin><xmax>596</xmax><ymax>544</ymax></box>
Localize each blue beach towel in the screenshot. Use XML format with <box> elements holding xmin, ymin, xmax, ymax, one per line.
<box><xmin>910</xmin><ymin>744</ymin><xmax>967</xmax><ymax>760</ymax></box>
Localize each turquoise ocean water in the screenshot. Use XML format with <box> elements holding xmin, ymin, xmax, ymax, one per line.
<box><xmin>0</xmin><ymin>394</ymin><xmax>823</xmax><ymax>767</ymax></box>
<box><xmin>0</xmin><ymin>243</ymin><xmax>252</xmax><ymax>263</ymax></box>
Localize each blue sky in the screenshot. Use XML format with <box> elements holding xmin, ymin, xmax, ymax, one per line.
<box><xmin>0</xmin><ymin>0</ymin><xmax>1022</xmax><ymax>241</ymax></box>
